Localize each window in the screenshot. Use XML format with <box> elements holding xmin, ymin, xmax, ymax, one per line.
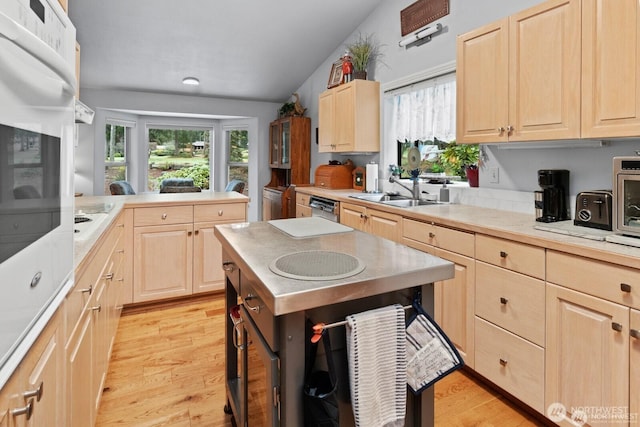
<box><xmin>384</xmin><ymin>71</ymin><xmax>457</xmax><ymax>177</ymax></box>
<box><xmin>147</xmin><ymin>127</ymin><xmax>211</xmax><ymax>191</ymax></box>
<box><xmin>104</xmin><ymin>122</ymin><xmax>132</xmax><ymax>194</ymax></box>
<box><xmin>226</xmin><ymin>127</ymin><xmax>248</xmax><ymax>194</ymax></box>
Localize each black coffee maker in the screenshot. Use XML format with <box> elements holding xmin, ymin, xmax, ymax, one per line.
<box><xmin>536</xmin><ymin>169</ymin><xmax>570</xmax><ymax>223</ymax></box>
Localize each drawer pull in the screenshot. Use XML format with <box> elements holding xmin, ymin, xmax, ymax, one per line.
<box><xmin>104</xmin><ymin>273</ymin><xmax>114</xmax><ymax>280</ymax></box>
<box><xmin>631</xmin><ymin>329</ymin><xmax>640</xmax><ymax>339</ymax></box>
<box><xmin>499</xmin><ymin>251</ymin><xmax>508</xmax><ymax>258</ymax></box>
<box><xmin>23</xmin><ymin>381</ymin><xmax>43</xmax><ymax>402</ymax></box>
<box><xmin>222</xmin><ymin>262</ymin><xmax>235</xmax><ymax>272</ymax></box>
<box><xmin>500</xmin><ymin>297</ymin><xmax>508</xmax><ymax>305</ymax></box>
<box><xmin>499</xmin><ymin>358</ymin><xmax>508</xmax><ymax>366</ymax></box>
<box><xmin>244</xmin><ymin>294</ymin><xmax>261</xmax><ymax>313</ymax></box>
<box><xmin>161</xmin><ymin>213</ymin><xmax>168</xmax><ymax>220</ymax></box>
<box><xmin>188</xmin><ymin>231</ymin><xmax>192</xmax><ymax>236</ymax></box>
<box><xmin>116</xmin><ymin>249</ymin><xmax>125</xmax><ymax>254</ymax></box>
<box><xmin>428</xmin><ymin>232</ymin><xmax>435</xmax><ymax>238</ymax></box>
<box><xmin>91</xmin><ymin>305</ymin><xmax>102</xmax><ymax>313</ymax></box>
<box><xmin>611</xmin><ymin>322</ymin><xmax>623</xmax><ymax>332</ymax></box>
<box><xmin>11</xmin><ymin>398</ymin><xmax>34</xmax><ymax>420</ymax></box>
<box><xmin>620</xmin><ymin>283</ymin><xmax>632</xmax><ymax>293</ymax></box>
<box><xmin>218</xmin><ymin>210</ymin><xmax>224</xmax><ymax>216</ymax></box>
<box><xmin>80</xmin><ymin>285</ymin><xmax>92</xmax><ymax>294</ymax></box>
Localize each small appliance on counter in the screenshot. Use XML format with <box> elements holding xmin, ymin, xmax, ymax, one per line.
<box><xmin>314</xmin><ymin>161</ymin><xmax>355</xmax><ymax>189</ymax></box>
<box><xmin>536</xmin><ymin>169</ymin><xmax>570</xmax><ymax>223</ymax></box>
<box><xmin>352</xmin><ymin>166</ymin><xmax>365</xmax><ymax>191</ymax></box>
<box><xmin>573</xmin><ymin>190</ymin><xmax>613</xmax><ymax>231</ymax></box>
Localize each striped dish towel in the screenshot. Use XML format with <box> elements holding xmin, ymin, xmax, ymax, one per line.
<box><xmin>346</xmin><ymin>304</ymin><xmax>406</xmax><ymax>427</ymax></box>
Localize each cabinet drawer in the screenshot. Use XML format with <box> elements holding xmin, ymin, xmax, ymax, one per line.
<box><xmin>194</xmin><ymin>203</ymin><xmax>246</xmax><ymax>223</ymax></box>
<box><xmin>403</xmin><ymin>219</ymin><xmax>474</xmax><ymax>257</ymax></box>
<box><xmin>475</xmin><ymin>262</ymin><xmax>545</xmax><ymax>346</ymax></box>
<box><xmin>475</xmin><ymin>317</ymin><xmax>545</xmax><ymax>413</ymax></box>
<box><xmin>134</xmin><ymin>205</ymin><xmax>193</xmax><ymax>226</ymax></box>
<box><xmin>547</xmin><ymin>250</ymin><xmax>640</xmax><ymax>309</ymax></box>
<box><xmin>296</xmin><ymin>204</ymin><xmax>312</xmax><ymax>218</ymax></box>
<box><xmin>296</xmin><ymin>192</ymin><xmax>310</xmax><ymax>206</ymax></box>
<box><xmin>475</xmin><ymin>234</ymin><xmax>544</xmax><ymax>279</ymax></box>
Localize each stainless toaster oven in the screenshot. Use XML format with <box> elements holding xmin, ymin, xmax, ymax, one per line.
<box><xmin>613</xmin><ymin>157</ymin><xmax>640</xmax><ymax>237</ymax></box>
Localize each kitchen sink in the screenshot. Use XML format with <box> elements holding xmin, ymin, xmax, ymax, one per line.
<box><xmin>349</xmin><ymin>193</ymin><xmax>443</xmax><ymax>208</ymax></box>
<box><xmin>349</xmin><ymin>193</ymin><xmax>412</xmax><ymax>202</ymax></box>
<box><xmin>379</xmin><ymin>199</ymin><xmax>444</xmax><ymax>208</ymax></box>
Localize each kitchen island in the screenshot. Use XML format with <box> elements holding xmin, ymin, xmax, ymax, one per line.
<box><xmin>215</xmin><ymin>218</ymin><xmax>454</xmax><ymax>427</ymax></box>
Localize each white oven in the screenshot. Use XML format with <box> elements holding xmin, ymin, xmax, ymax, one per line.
<box><xmin>0</xmin><ymin>0</ymin><xmax>76</xmax><ymax>386</ymax></box>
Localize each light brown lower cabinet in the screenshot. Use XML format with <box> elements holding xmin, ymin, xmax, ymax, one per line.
<box><xmin>545</xmin><ymin>283</ymin><xmax>629</xmax><ymax>427</ymax></box>
<box><xmin>132</xmin><ymin>202</ymin><xmax>247</xmax><ymax>302</ymax></box>
<box><xmin>295</xmin><ymin>192</ymin><xmax>312</xmax><ymax>218</ymax></box>
<box><xmin>631</xmin><ymin>309</ymin><xmax>640</xmax><ymax>424</ymax></box>
<box><xmin>0</xmin><ymin>311</ymin><xmax>63</xmax><ymax>427</ymax></box>
<box><xmin>67</xmin><ymin>211</ymin><xmax>125</xmax><ymax>426</ymax></box>
<box><xmin>340</xmin><ymin>202</ymin><xmax>402</xmax><ymax>242</ymax></box>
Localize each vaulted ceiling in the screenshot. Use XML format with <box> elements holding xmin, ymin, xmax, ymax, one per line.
<box><xmin>69</xmin><ymin>0</ymin><xmax>384</xmax><ymax>103</ymax></box>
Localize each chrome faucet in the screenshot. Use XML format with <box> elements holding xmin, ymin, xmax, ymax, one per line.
<box><xmin>389</xmin><ymin>175</ymin><xmax>421</xmax><ymax>200</ymax></box>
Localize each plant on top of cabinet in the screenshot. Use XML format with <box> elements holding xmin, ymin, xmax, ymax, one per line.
<box><xmin>346</xmin><ymin>32</ymin><xmax>385</xmax><ymax>80</ymax></box>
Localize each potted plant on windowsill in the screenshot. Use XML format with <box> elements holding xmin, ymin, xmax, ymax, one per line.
<box><xmin>440</xmin><ymin>141</ymin><xmax>480</xmax><ymax>187</ymax></box>
<box><xmin>346</xmin><ymin>33</ymin><xmax>384</xmax><ymax>80</ymax></box>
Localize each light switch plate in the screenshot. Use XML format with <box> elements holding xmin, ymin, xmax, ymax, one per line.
<box><xmin>489</xmin><ymin>167</ymin><xmax>499</xmax><ymax>184</ymax></box>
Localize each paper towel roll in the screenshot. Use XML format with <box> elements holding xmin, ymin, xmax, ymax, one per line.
<box><xmin>366</xmin><ymin>163</ymin><xmax>378</xmax><ymax>192</ymax></box>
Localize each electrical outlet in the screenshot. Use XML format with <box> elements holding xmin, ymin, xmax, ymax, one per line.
<box><xmin>489</xmin><ymin>167</ymin><xmax>499</xmax><ymax>184</ymax></box>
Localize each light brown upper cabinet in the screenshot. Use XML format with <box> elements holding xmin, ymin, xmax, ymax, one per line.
<box><xmin>318</xmin><ymin>80</ymin><xmax>380</xmax><ymax>153</ymax></box>
<box><xmin>582</xmin><ymin>0</ymin><xmax>640</xmax><ymax>138</ymax></box>
<box><xmin>456</xmin><ymin>0</ymin><xmax>581</xmax><ymax>143</ymax></box>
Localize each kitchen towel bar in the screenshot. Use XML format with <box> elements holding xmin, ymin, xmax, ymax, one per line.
<box><xmin>311</xmin><ymin>304</ymin><xmax>413</xmax><ymax>342</ymax></box>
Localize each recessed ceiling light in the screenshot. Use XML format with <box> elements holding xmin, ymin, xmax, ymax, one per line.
<box><xmin>182</xmin><ymin>77</ymin><xmax>200</xmax><ymax>86</ymax></box>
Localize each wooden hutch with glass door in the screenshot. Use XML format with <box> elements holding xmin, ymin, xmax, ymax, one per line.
<box><xmin>263</xmin><ymin>116</ymin><xmax>311</xmax><ymax>220</ymax></box>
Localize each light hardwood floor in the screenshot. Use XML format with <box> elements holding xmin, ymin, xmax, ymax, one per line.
<box><xmin>96</xmin><ymin>295</ymin><xmax>551</xmax><ymax>427</ymax></box>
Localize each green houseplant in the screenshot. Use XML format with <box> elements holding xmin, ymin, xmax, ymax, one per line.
<box><xmin>346</xmin><ymin>33</ymin><xmax>383</xmax><ymax>80</ymax></box>
<box><xmin>439</xmin><ymin>141</ymin><xmax>480</xmax><ymax>185</ymax></box>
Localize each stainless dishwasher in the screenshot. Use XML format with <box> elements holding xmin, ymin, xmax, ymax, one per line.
<box><xmin>309</xmin><ymin>196</ymin><xmax>339</xmax><ymax>222</ymax></box>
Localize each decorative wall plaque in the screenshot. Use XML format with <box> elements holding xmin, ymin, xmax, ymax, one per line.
<box><xmin>400</xmin><ymin>0</ymin><xmax>449</xmax><ymax>36</ymax></box>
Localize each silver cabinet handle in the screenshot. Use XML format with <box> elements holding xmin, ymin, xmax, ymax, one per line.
<box><xmin>612</xmin><ymin>322</ymin><xmax>623</xmax><ymax>332</ymax></box>
<box><xmin>499</xmin><ymin>358</ymin><xmax>508</xmax><ymax>366</ymax></box>
<box><xmin>222</xmin><ymin>262</ymin><xmax>235</xmax><ymax>272</ymax></box>
<box><xmin>91</xmin><ymin>305</ymin><xmax>101</xmax><ymax>313</ymax></box>
<box><xmin>218</xmin><ymin>210</ymin><xmax>224</xmax><ymax>216</ymax></box>
<box><xmin>23</xmin><ymin>381</ymin><xmax>43</xmax><ymax>402</ymax></box>
<box><xmin>116</xmin><ymin>249</ymin><xmax>125</xmax><ymax>254</ymax></box>
<box><xmin>232</xmin><ymin>322</ymin><xmax>245</xmax><ymax>350</ymax></box>
<box><xmin>631</xmin><ymin>329</ymin><xmax>640</xmax><ymax>339</ymax></box>
<box><xmin>104</xmin><ymin>273</ymin><xmax>114</xmax><ymax>280</ymax></box>
<box><xmin>428</xmin><ymin>232</ymin><xmax>435</xmax><ymax>238</ymax></box>
<box><xmin>11</xmin><ymin>398</ymin><xmax>34</xmax><ymax>420</ymax></box>
<box><xmin>161</xmin><ymin>213</ymin><xmax>167</xmax><ymax>220</ymax></box>
<box><xmin>499</xmin><ymin>251</ymin><xmax>508</xmax><ymax>258</ymax></box>
<box><xmin>621</xmin><ymin>283</ymin><xmax>632</xmax><ymax>293</ymax></box>
<box><xmin>506</xmin><ymin>125</ymin><xmax>514</xmax><ymax>133</ymax></box>
<box><xmin>500</xmin><ymin>297</ymin><xmax>508</xmax><ymax>305</ymax></box>
<box><xmin>80</xmin><ymin>285</ymin><xmax>92</xmax><ymax>294</ymax></box>
<box><xmin>244</xmin><ymin>294</ymin><xmax>261</xmax><ymax>313</ymax></box>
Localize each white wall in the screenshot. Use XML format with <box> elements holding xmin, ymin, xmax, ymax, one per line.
<box><xmin>75</xmin><ymin>88</ymin><xmax>280</xmax><ymax>221</ymax></box>
<box><xmin>294</xmin><ymin>0</ymin><xmax>640</xmax><ymax>198</ymax></box>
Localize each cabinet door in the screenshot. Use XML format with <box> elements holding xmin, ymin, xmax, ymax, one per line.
<box><xmin>339</xmin><ymin>203</ymin><xmax>366</xmax><ymax>232</ymax></box>
<box><xmin>456</xmin><ymin>18</ymin><xmax>509</xmax><ymax>143</ymax></box>
<box><xmin>434</xmin><ymin>249</ymin><xmax>475</xmax><ymax>369</ymax></box>
<box><xmin>509</xmin><ymin>0</ymin><xmax>581</xmax><ymax>142</ymax></box>
<box><xmin>318</xmin><ymin>91</ymin><xmax>335</xmax><ymax>152</ymax></box>
<box><xmin>296</xmin><ymin>204</ymin><xmax>312</xmax><ymax>218</ymax></box>
<box><xmin>334</xmin><ymin>84</ymin><xmax>356</xmax><ymax>151</ymax></box>
<box><xmin>67</xmin><ymin>310</ymin><xmax>93</xmax><ymax>427</ymax></box>
<box><xmin>367</xmin><ymin>209</ymin><xmax>401</xmax><ymax>242</ymax></box>
<box><xmin>280</xmin><ymin>120</ymin><xmax>291</xmax><ymax>167</ymax></box>
<box><xmin>193</xmin><ymin>221</ymin><xmax>236</xmax><ymax>293</ymax></box>
<box><xmin>269</xmin><ymin>122</ymin><xmax>280</xmax><ymax>168</ymax></box>
<box><xmin>133</xmin><ymin>224</ymin><xmax>193</xmax><ymax>302</ymax></box>
<box><xmin>92</xmin><ymin>282</ymin><xmax>109</xmax><ymax>417</ymax></box>
<box><xmin>0</xmin><ymin>373</ymin><xmax>23</xmax><ymax>427</ymax></box>
<box><xmin>546</xmin><ymin>284</ymin><xmax>629</xmax><ymax>427</ymax></box>
<box><xmin>631</xmin><ymin>309</ymin><xmax>640</xmax><ymax>425</ymax></box>
<box><xmin>582</xmin><ymin>0</ymin><xmax>640</xmax><ymax>138</ymax></box>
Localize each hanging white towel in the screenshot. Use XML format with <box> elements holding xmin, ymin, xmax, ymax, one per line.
<box><xmin>346</xmin><ymin>304</ymin><xmax>406</xmax><ymax>427</ymax></box>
